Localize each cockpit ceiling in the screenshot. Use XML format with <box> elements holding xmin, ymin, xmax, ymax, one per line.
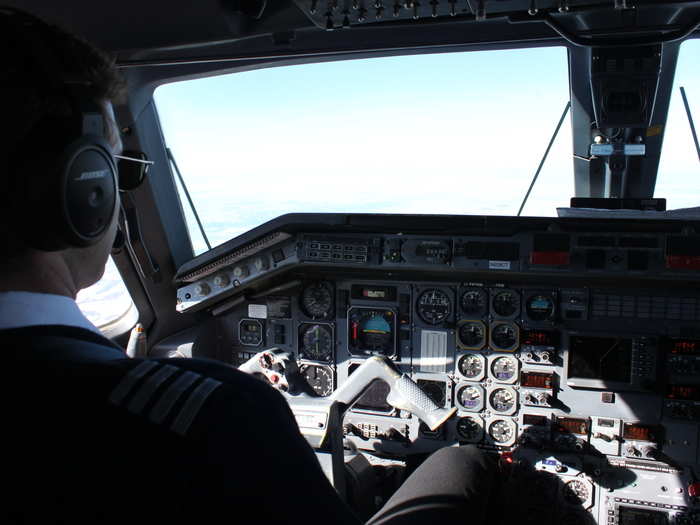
<box><xmin>7</xmin><ymin>0</ymin><xmax>700</xmax><ymax>68</ymax></box>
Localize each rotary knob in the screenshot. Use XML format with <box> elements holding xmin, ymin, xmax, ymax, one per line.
<box><xmin>232</xmin><ymin>265</ymin><xmax>249</xmax><ymax>279</ymax></box>
<box><xmin>193</xmin><ymin>283</ymin><xmax>211</xmax><ymax>297</ymax></box>
<box><xmin>253</xmin><ymin>257</ymin><xmax>269</xmax><ymax>272</ymax></box>
<box><xmin>536</xmin><ymin>392</ymin><xmax>551</xmax><ymax>405</ymax></box>
<box><xmin>213</xmin><ymin>273</ymin><xmax>230</xmax><ymax>288</ymax></box>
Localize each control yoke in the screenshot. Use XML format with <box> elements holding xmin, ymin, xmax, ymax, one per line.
<box><xmin>239</xmin><ymin>349</ymin><xmax>456</xmax><ymax>443</ymax></box>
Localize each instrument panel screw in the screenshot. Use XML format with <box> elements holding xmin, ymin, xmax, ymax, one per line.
<box><xmin>528</xmin><ymin>0</ymin><xmax>537</xmax><ymax>15</ymax></box>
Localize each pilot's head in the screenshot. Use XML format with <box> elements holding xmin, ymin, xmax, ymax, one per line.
<box><xmin>0</xmin><ymin>7</ymin><xmax>125</xmax><ymax>297</ymax></box>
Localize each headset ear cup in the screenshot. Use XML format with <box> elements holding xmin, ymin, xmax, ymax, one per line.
<box><xmin>58</xmin><ymin>136</ymin><xmax>117</xmax><ymax>248</ymax></box>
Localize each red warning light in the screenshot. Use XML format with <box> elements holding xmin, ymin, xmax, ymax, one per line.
<box><xmin>671</xmin><ymin>340</ymin><xmax>700</xmax><ymax>354</ymax></box>
<box><xmin>521</xmin><ymin>371</ymin><xmax>554</xmax><ymax>389</ymax></box>
<box><xmin>523</xmin><ymin>330</ymin><xmax>559</xmax><ymax>347</ymax></box>
<box><xmin>666</xmin><ymin>385</ymin><xmax>700</xmax><ymax>401</ymax></box>
<box><xmin>622</xmin><ymin>424</ymin><xmax>658</xmax><ymax>442</ymax></box>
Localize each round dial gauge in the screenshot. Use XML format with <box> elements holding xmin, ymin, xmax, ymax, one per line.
<box><xmin>489</xmin><ymin>387</ymin><xmax>516</xmax><ymax>413</ymax></box>
<box><xmin>460</xmin><ymin>289</ymin><xmax>487</xmax><ymax>316</ymax></box>
<box><xmin>563</xmin><ymin>479</ymin><xmax>590</xmax><ymax>505</ymax></box>
<box><xmin>492</xmin><ymin>289</ymin><xmax>520</xmax><ymax>317</ymax></box>
<box><xmin>300</xmin><ymin>324</ymin><xmax>333</xmax><ymax>361</ymax></box>
<box><xmin>526</xmin><ymin>294</ymin><xmax>555</xmax><ymax>321</ymax></box>
<box><xmin>457</xmin><ymin>416</ymin><xmax>483</xmax><ymax>442</ymax></box>
<box><xmin>457</xmin><ymin>321</ymin><xmax>485</xmax><ymax>349</ymax></box>
<box><xmin>488</xmin><ymin>419</ymin><xmax>515</xmax><ymax>444</ymax></box>
<box><xmin>301</xmin><ymin>282</ymin><xmax>333</xmax><ymax>319</ymax></box>
<box><xmin>300</xmin><ymin>364</ymin><xmax>334</xmax><ymax>397</ymax></box>
<box><xmin>457</xmin><ymin>385</ymin><xmax>483</xmax><ymax>411</ymax></box>
<box><xmin>491</xmin><ymin>323</ymin><xmax>518</xmax><ymax>351</ymax></box>
<box><xmin>457</xmin><ymin>354</ymin><xmax>484</xmax><ymax>380</ymax></box>
<box><xmin>416</xmin><ymin>289</ymin><xmax>452</xmax><ymax>325</ymax></box>
<box><xmin>490</xmin><ymin>356</ymin><xmax>518</xmax><ymax>382</ymax></box>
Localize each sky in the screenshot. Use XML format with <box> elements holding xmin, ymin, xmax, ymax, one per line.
<box><xmin>77</xmin><ymin>39</ymin><xmax>700</xmax><ymax>325</ymax></box>
<box><xmin>153</xmin><ymin>40</ymin><xmax>700</xmax><ymax>254</ymax></box>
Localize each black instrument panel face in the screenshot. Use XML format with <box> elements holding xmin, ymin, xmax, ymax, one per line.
<box><xmin>182</xmin><ymin>222</ymin><xmax>700</xmax><ymax>525</ymax></box>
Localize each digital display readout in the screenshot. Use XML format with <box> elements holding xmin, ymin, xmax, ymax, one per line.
<box><xmin>622</xmin><ymin>423</ymin><xmax>659</xmax><ymax>442</ymax></box>
<box><xmin>666</xmin><ymin>384</ymin><xmax>700</xmax><ymax>401</ymax></box>
<box><xmin>668</xmin><ymin>339</ymin><xmax>700</xmax><ymax>354</ymax></box>
<box><xmin>351</xmin><ymin>285</ymin><xmax>397</xmax><ymax>302</ymax></box>
<box><xmin>521</xmin><ymin>371</ymin><xmax>555</xmax><ymax>389</ymax></box>
<box><xmin>568</xmin><ymin>336</ymin><xmax>632</xmax><ymax>384</ymax></box>
<box><xmin>618</xmin><ymin>506</ymin><xmax>668</xmax><ymax>525</ymax></box>
<box><xmin>554</xmin><ymin>417</ymin><xmax>589</xmax><ymax>435</ymax></box>
<box><xmin>415</xmin><ymin>241</ymin><xmax>450</xmax><ymax>258</ymax></box>
<box><xmin>523</xmin><ymin>414</ymin><xmax>548</xmax><ymax>426</ymax></box>
<box><xmin>522</xmin><ymin>330</ymin><xmax>559</xmax><ymax>347</ymax></box>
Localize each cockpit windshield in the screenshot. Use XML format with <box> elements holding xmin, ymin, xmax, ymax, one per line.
<box><xmin>155</xmin><ymin>40</ymin><xmax>699</xmax><ymax>256</ymax></box>
<box><xmin>155</xmin><ymin>46</ymin><xmax>572</xmax><ymax>254</ymax></box>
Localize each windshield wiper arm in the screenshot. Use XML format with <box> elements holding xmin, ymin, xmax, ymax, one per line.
<box><xmin>680</xmin><ymin>86</ymin><xmax>700</xmax><ymax>165</ymax></box>
<box><xmin>517</xmin><ymin>100</ymin><xmax>571</xmax><ymax>216</ymax></box>
<box><xmin>166</xmin><ymin>147</ymin><xmax>212</xmax><ymax>251</ymax></box>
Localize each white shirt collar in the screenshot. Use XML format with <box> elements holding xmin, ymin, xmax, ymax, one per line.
<box><xmin>0</xmin><ymin>291</ymin><xmax>102</xmax><ymax>336</ymax></box>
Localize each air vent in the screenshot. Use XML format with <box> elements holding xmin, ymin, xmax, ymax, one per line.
<box><xmin>180</xmin><ymin>232</ymin><xmax>291</xmax><ymax>282</ymax></box>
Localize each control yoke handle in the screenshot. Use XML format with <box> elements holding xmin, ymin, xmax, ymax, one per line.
<box><xmin>239</xmin><ymin>350</ymin><xmax>455</xmax><ymax>432</ymax></box>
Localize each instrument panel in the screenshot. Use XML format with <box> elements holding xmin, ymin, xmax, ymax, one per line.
<box><xmin>175</xmin><ymin>216</ymin><xmax>700</xmax><ymax>525</ymax></box>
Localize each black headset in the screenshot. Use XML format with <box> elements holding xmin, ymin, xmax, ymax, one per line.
<box><xmin>2</xmin><ymin>7</ymin><xmax>118</xmax><ymax>252</ymax></box>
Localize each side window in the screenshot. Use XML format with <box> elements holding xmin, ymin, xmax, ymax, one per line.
<box><xmin>76</xmin><ymin>257</ymin><xmax>137</xmax><ymax>334</ymax></box>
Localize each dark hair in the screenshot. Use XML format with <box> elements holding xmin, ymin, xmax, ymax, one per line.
<box><xmin>1</xmin><ymin>7</ymin><xmax>125</xmax><ymax>154</ymax></box>
<box><xmin>0</xmin><ymin>7</ymin><xmax>125</xmax><ymax>257</ymax></box>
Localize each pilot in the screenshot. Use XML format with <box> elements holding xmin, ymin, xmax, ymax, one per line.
<box><xmin>0</xmin><ymin>8</ymin><xmax>498</xmax><ymax>524</ymax></box>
